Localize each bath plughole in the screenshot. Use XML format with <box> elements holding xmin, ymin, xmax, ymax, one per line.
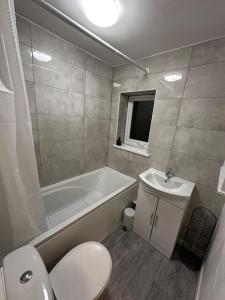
<box><xmin>1</xmin><ymin>0</ymin><xmax>225</xmax><ymax>299</ymax></box>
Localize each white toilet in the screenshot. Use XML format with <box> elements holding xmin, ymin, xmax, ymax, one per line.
<box><xmin>1</xmin><ymin>241</ymin><xmax>112</xmax><ymax>300</ymax></box>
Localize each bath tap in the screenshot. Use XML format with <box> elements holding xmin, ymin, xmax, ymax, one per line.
<box><xmin>165</xmin><ymin>168</ymin><xmax>175</xmax><ymax>182</ymax></box>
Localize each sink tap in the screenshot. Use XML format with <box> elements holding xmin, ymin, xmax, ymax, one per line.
<box><xmin>165</xmin><ymin>168</ymin><xmax>175</xmax><ymax>182</ymax></box>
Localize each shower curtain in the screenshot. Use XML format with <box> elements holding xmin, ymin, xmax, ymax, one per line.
<box><xmin>0</xmin><ymin>0</ymin><xmax>47</xmax><ymax>258</ymax></box>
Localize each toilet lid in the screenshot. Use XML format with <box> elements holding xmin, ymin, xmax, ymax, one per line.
<box><xmin>49</xmin><ymin>242</ymin><xmax>112</xmax><ymax>300</ymax></box>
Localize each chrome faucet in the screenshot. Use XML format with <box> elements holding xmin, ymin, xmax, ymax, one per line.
<box><xmin>165</xmin><ymin>168</ymin><xmax>175</xmax><ymax>182</ymax></box>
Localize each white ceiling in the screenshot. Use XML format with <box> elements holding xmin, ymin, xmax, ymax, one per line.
<box><xmin>14</xmin><ymin>0</ymin><xmax>225</xmax><ymax>65</ymax></box>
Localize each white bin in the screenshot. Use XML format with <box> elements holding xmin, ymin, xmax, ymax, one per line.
<box><xmin>123</xmin><ymin>207</ymin><xmax>135</xmax><ymax>231</ymax></box>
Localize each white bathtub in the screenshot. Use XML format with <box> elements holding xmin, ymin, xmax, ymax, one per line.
<box><xmin>31</xmin><ymin>167</ymin><xmax>137</xmax><ymax>268</ymax></box>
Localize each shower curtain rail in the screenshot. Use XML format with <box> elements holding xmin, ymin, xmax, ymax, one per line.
<box><xmin>33</xmin><ymin>0</ymin><xmax>150</xmax><ymax>75</ymax></box>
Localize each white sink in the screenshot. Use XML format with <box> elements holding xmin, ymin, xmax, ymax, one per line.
<box><xmin>139</xmin><ymin>168</ymin><xmax>195</xmax><ymax>201</ymax></box>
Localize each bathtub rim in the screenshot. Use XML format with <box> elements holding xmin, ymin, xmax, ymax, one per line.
<box><xmin>41</xmin><ymin>167</ymin><xmax>133</xmax><ymax>194</ymax></box>
<box><xmin>30</xmin><ymin>167</ymin><xmax>137</xmax><ymax>247</ymax></box>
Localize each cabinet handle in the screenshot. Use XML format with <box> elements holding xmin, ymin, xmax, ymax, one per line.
<box><xmin>154</xmin><ymin>215</ymin><xmax>158</xmax><ymax>228</ymax></box>
<box><xmin>150</xmin><ymin>213</ymin><xmax>154</xmax><ymax>225</ymax></box>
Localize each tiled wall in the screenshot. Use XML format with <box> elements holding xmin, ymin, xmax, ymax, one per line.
<box><xmin>109</xmin><ymin>39</ymin><xmax>225</xmax><ymax>218</ymax></box>
<box><xmin>16</xmin><ymin>16</ymin><xmax>113</xmax><ymax>186</ymax></box>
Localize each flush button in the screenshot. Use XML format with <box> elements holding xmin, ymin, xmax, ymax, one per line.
<box><xmin>20</xmin><ymin>270</ymin><xmax>33</xmax><ymax>284</ymax></box>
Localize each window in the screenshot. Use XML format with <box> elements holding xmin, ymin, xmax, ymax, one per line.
<box><xmin>124</xmin><ymin>95</ymin><xmax>154</xmax><ymax>149</ymax></box>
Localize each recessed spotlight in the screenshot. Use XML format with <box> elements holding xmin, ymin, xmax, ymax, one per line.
<box><xmin>33</xmin><ymin>50</ymin><xmax>52</xmax><ymax>62</ymax></box>
<box><xmin>164</xmin><ymin>73</ymin><xmax>182</xmax><ymax>82</ymax></box>
<box><xmin>83</xmin><ymin>0</ymin><xmax>121</xmax><ymax>27</ymax></box>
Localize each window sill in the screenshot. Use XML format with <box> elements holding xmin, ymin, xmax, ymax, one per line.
<box><xmin>113</xmin><ymin>144</ymin><xmax>150</xmax><ymax>157</ymax></box>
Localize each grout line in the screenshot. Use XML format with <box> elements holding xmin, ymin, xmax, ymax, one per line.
<box><xmin>106</xmin><ymin>68</ymin><xmax>115</xmax><ymax>167</ymax></box>
<box><xmin>167</xmin><ymin>46</ymin><xmax>194</xmax><ymax>171</ymax></box>
<box><xmin>83</xmin><ymin>57</ymin><xmax>88</xmax><ymax>173</ymax></box>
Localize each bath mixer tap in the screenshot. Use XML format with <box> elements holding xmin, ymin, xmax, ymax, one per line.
<box><xmin>165</xmin><ymin>168</ymin><xmax>175</xmax><ymax>181</ymax></box>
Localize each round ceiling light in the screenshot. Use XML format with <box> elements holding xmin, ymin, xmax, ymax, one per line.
<box><xmin>83</xmin><ymin>0</ymin><xmax>120</xmax><ymax>27</ymax></box>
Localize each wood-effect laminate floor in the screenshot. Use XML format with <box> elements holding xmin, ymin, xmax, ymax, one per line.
<box><xmin>99</xmin><ymin>228</ymin><xmax>198</xmax><ymax>300</ymax></box>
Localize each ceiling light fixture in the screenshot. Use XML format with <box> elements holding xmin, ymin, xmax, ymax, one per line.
<box><xmin>164</xmin><ymin>73</ymin><xmax>182</xmax><ymax>82</ymax></box>
<box><xmin>83</xmin><ymin>0</ymin><xmax>120</xmax><ymax>27</ymax></box>
<box><xmin>33</xmin><ymin>50</ymin><xmax>52</xmax><ymax>62</ymax></box>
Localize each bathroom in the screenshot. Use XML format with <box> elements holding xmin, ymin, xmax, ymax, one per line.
<box><xmin>0</xmin><ymin>0</ymin><xmax>225</xmax><ymax>299</ymax></box>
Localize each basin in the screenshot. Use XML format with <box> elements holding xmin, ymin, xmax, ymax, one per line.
<box><xmin>139</xmin><ymin>168</ymin><xmax>195</xmax><ymax>201</ymax></box>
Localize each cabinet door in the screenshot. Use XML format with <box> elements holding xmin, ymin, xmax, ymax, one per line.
<box><xmin>133</xmin><ymin>188</ymin><xmax>158</xmax><ymax>241</ymax></box>
<box><xmin>150</xmin><ymin>199</ymin><xmax>183</xmax><ymax>257</ymax></box>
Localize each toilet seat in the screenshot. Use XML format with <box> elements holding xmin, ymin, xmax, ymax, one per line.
<box><xmin>50</xmin><ymin>241</ymin><xmax>112</xmax><ymax>300</ymax></box>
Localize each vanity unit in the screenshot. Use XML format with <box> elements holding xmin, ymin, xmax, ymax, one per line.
<box><xmin>133</xmin><ymin>168</ymin><xmax>195</xmax><ymax>258</ymax></box>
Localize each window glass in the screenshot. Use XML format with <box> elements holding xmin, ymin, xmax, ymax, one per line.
<box><xmin>129</xmin><ymin>100</ymin><xmax>154</xmax><ymax>142</ymax></box>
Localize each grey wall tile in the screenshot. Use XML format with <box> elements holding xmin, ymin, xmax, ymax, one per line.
<box><xmin>35</xmin><ymin>84</ymin><xmax>63</xmax><ymax>115</ymax></box>
<box><xmin>16</xmin><ymin>17</ymin><xmax>31</xmax><ymax>46</ymax></box>
<box><xmin>113</xmin><ymin>64</ymin><xmax>140</xmax><ymax>80</ymax></box>
<box><xmin>84</xmin><ymin>153</ymin><xmax>107</xmax><ymax>172</ymax></box>
<box><xmin>109</xmin><ymin>120</ymin><xmax>118</xmax><ymax>139</ymax></box>
<box><xmin>62</xmin><ymin>139</ymin><xmax>83</xmax><ymax>160</ymax></box>
<box><xmin>169</xmin><ymin>151</ymin><xmax>222</xmax><ymax>191</ymax></box>
<box><xmin>64</xmin><ymin>117</ymin><xmax>84</xmax><ymax>139</ymax></box>
<box><xmin>191</xmin><ymin>37</ymin><xmax>225</xmax><ymax>66</ymax></box>
<box><xmin>84</xmin><ymin>137</ymin><xmax>108</xmax><ymax>158</ymax></box>
<box><xmin>86</xmin><ymin>56</ymin><xmax>113</xmax><ymax>79</ymax></box>
<box><xmin>34</xmin><ymin>141</ymin><xmax>41</xmax><ymax>170</ymax></box>
<box><xmin>62</xmin><ymin>42</ymin><xmax>86</xmax><ymax>69</ymax></box>
<box><xmin>117</xmin><ymin>95</ymin><xmax>128</xmax><ymax>139</ymax></box>
<box><xmin>30</xmin><ymin>113</ymin><xmax>38</xmax><ymax>141</ymax></box>
<box><xmin>31</xmin><ymin>24</ymin><xmax>62</xmax><ymax>55</ymax></box>
<box><xmin>19</xmin><ymin>44</ymin><xmax>33</xmax><ymax>82</ymax></box>
<box><xmin>151</xmin><ymin>99</ymin><xmax>181</xmax><ymax>126</ymax></box>
<box><xmin>63</xmin><ymin>92</ymin><xmax>84</xmax><ymax>117</ymax></box>
<box><xmin>26</xmin><ymin>81</ymin><xmax>36</xmax><ymax>114</ymax></box>
<box><xmin>40</xmin><ymin>139</ymin><xmax>83</xmax><ymax>164</ymax></box>
<box><xmin>184</xmin><ymin>62</ymin><xmax>225</xmax><ymax>98</ymax></box>
<box><xmin>16</xmin><ymin>16</ymin><xmax>113</xmax><ymax>186</ymax></box>
<box><xmin>112</xmin><ymin>78</ymin><xmax>138</xmax><ymax>100</ymax></box>
<box><xmin>37</xmin><ymin>115</ymin><xmax>63</xmax><ymax>141</ymax></box>
<box><xmin>31</xmin><ymin>24</ymin><xmax>87</xmax><ymax>69</ymax></box>
<box><xmin>141</xmin><ymin>47</ymin><xmax>192</xmax><ymax>74</ymax></box>
<box><xmin>107</xmin><ymin>147</ymin><xmax>129</xmax><ymax>174</ymax></box>
<box><xmin>110</xmin><ymin>100</ymin><xmax>119</xmax><ymax>120</ymax></box>
<box><xmin>149</xmin><ymin>125</ymin><xmax>176</xmax><ymax>150</ymax></box>
<box><xmin>41</xmin><ymin>159</ymin><xmax>83</xmax><ymax>186</ymax></box>
<box><xmin>35</xmin><ymin>84</ymin><xmax>84</xmax><ymax>117</ymax></box>
<box><xmin>34</xmin><ymin>61</ymin><xmax>85</xmax><ymax>93</ymax></box>
<box><xmin>173</xmin><ymin>127</ymin><xmax>225</xmax><ymax>160</ymax></box>
<box><xmin>138</xmin><ymin>68</ymin><xmax>188</xmax><ymax>99</ymax></box>
<box><xmin>85</xmin><ymin>96</ymin><xmax>110</xmax><ymax>119</ymax></box>
<box><xmin>84</xmin><ymin>118</ymin><xmax>110</xmax><ymax>138</ymax></box>
<box><xmin>38</xmin><ymin>115</ymin><xmax>84</xmax><ymax>141</ymax></box>
<box><xmin>127</xmin><ymin>153</ymin><xmax>151</xmax><ymax>179</ymax></box>
<box><xmin>40</xmin><ymin>140</ymin><xmax>62</xmax><ymax>164</ymax></box>
<box><xmin>149</xmin><ymin>147</ymin><xmax>171</xmax><ymax>172</ymax></box>
<box><xmin>85</xmin><ymin>71</ymin><xmax>112</xmax><ymax>99</ymax></box>
<box><xmin>178</xmin><ymin>98</ymin><xmax>225</xmax><ymax>130</ymax></box>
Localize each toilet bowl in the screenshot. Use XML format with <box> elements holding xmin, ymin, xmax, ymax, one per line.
<box><xmin>1</xmin><ymin>242</ymin><xmax>112</xmax><ymax>300</ymax></box>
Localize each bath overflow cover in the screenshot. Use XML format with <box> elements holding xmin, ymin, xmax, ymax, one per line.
<box><xmin>20</xmin><ymin>270</ymin><xmax>33</xmax><ymax>284</ymax></box>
